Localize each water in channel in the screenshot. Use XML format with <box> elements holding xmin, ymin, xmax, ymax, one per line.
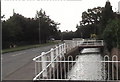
<box><xmin>67</xmin><ymin>48</ymin><xmax>106</xmax><ymax>80</ymax></box>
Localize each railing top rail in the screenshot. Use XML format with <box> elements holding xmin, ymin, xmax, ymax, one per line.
<box><xmin>34</xmin><ymin>60</ymin><xmax>120</xmax><ymax>63</ymax></box>
<box><xmin>33</xmin><ymin>43</ymin><xmax>65</xmax><ymax>61</ymax></box>
<box><xmin>33</xmin><ymin>48</ymin><xmax>53</xmax><ymax>61</ymax></box>
<box><xmin>83</xmin><ymin>40</ymin><xmax>103</xmax><ymax>42</ymax></box>
<box><xmin>77</xmin><ymin>40</ymin><xmax>104</xmax><ymax>45</ymax></box>
<box><xmin>33</xmin><ymin>40</ymin><xmax>104</xmax><ymax>61</ymax></box>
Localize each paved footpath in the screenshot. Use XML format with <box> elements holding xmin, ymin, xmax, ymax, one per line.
<box><xmin>2</xmin><ymin>43</ymin><xmax>61</xmax><ymax>80</ymax></box>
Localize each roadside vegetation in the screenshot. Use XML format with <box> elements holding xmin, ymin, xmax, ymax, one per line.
<box><xmin>2</xmin><ymin>1</ymin><xmax>120</xmax><ymax>53</ymax></box>
<box><xmin>61</xmin><ymin>1</ymin><xmax>120</xmax><ymax>52</ymax></box>
<box><xmin>2</xmin><ymin>41</ymin><xmax>59</xmax><ymax>53</ymax></box>
<box><xmin>103</xmin><ymin>19</ymin><xmax>120</xmax><ymax>51</ymax></box>
<box><xmin>2</xmin><ymin>9</ymin><xmax>61</xmax><ymax>49</ymax></box>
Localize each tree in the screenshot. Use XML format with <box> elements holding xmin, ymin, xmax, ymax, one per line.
<box><xmin>75</xmin><ymin>1</ymin><xmax>115</xmax><ymax>39</ymax></box>
<box><xmin>103</xmin><ymin>19</ymin><xmax>120</xmax><ymax>51</ymax></box>
<box><xmin>35</xmin><ymin>9</ymin><xmax>60</xmax><ymax>43</ymax></box>
<box><xmin>75</xmin><ymin>7</ymin><xmax>103</xmax><ymax>38</ymax></box>
<box><xmin>80</xmin><ymin>7</ymin><xmax>103</xmax><ymax>26</ymax></box>
<box><xmin>62</xmin><ymin>31</ymin><xmax>75</xmax><ymax>40</ymax></box>
<box><xmin>100</xmin><ymin>1</ymin><xmax>114</xmax><ymax>34</ymax></box>
<box><xmin>2</xmin><ymin>10</ymin><xmax>61</xmax><ymax>49</ymax></box>
<box><xmin>2</xmin><ymin>13</ymin><xmax>25</xmax><ymax>48</ymax></box>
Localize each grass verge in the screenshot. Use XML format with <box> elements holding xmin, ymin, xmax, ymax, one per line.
<box><xmin>2</xmin><ymin>41</ymin><xmax>60</xmax><ymax>54</ymax></box>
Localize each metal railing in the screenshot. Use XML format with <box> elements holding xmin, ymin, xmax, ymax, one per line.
<box><xmin>33</xmin><ymin>55</ymin><xmax>120</xmax><ymax>80</ymax></box>
<box><xmin>33</xmin><ymin>42</ymin><xmax>78</xmax><ymax>80</ymax></box>
<box><xmin>79</xmin><ymin>40</ymin><xmax>104</xmax><ymax>46</ymax></box>
<box><xmin>102</xmin><ymin>55</ymin><xmax>119</xmax><ymax>81</ymax></box>
<box><xmin>32</xmin><ymin>40</ymin><xmax>105</xmax><ymax>80</ymax></box>
<box><xmin>33</xmin><ymin>43</ymin><xmax>65</xmax><ymax>80</ymax></box>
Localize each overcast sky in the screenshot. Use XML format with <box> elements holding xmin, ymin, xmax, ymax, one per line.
<box><xmin>1</xmin><ymin>0</ymin><xmax>120</xmax><ymax>31</ymax></box>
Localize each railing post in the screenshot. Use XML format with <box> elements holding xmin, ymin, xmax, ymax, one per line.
<box><xmin>78</xmin><ymin>41</ymin><xmax>80</xmax><ymax>46</ymax></box>
<box><xmin>34</xmin><ymin>57</ymin><xmax>37</xmax><ymax>76</ymax></box>
<box><xmin>61</xmin><ymin>44</ymin><xmax>64</xmax><ymax>56</ymax></box>
<box><xmin>75</xmin><ymin>41</ymin><xmax>76</xmax><ymax>47</ymax></box>
<box><xmin>66</xmin><ymin>44</ymin><xmax>68</xmax><ymax>52</ymax></box>
<box><xmin>62</xmin><ymin>44</ymin><xmax>64</xmax><ymax>52</ymax></box>
<box><xmin>55</xmin><ymin>45</ymin><xmax>59</xmax><ymax>57</ymax></box>
<box><xmin>74</xmin><ymin>41</ymin><xmax>76</xmax><ymax>47</ymax></box>
<box><xmin>112</xmin><ymin>55</ymin><xmax>118</xmax><ymax>80</ymax></box>
<box><xmin>77</xmin><ymin>41</ymin><xmax>78</xmax><ymax>46</ymax></box>
<box><xmin>59</xmin><ymin>45</ymin><xmax>62</xmax><ymax>58</ymax></box>
<box><xmin>87</xmin><ymin>40</ymin><xmax>88</xmax><ymax>45</ymax></box>
<box><xmin>94</xmin><ymin>40</ymin><xmax>95</xmax><ymax>45</ymax></box>
<box><xmin>102</xmin><ymin>40</ymin><xmax>104</xmax><ymax>46</ymax></box>
<box><xmin>56</xmin><ymin>45</ymin><xmax>60</xmax><ymax>62</ymax></box>
<box><xmin>64</xmin><ymin>43</ymin><xmax>66</xmax><ymax>54</ymax></box>
<box><xmin>103</xmin><ymin>55</ymin><xmax>109</xmax><ymax>80</ymax></box>
<box><xmin>72</xmin><ymin>41</ymin><xmax>74</xmax><ymax>48</ymax></box>
<box><xmin>41</xmin><ymin>52</ymin><xmax>48</xmax><ymax>78</ymax></box>
<box><xmin>51</xmin><ymin>48</ymin><xmax>55</xmax><ymax>68</ymax></box>
<box><xmin>70</xmin><ymin>43</ymin><xmax>72</xmax><ymax>50</ymax></box>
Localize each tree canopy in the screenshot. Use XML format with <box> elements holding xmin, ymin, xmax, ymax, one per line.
<box><xmin>103</xmin><ymin>19</ymin><xmax>120</xmax><ymax>51</ymax></box>
<box><xmin>75</xmin><ymin>7</ymin><xmax>103</xmax><ymax>39</ymax></box>
<box><xmin>100</xmin><ymin>1</ymin><xmax>114</xmax><ymax>34</ymax></box>
<box><xmin>80</xmin><ymin>7</ymin><xmax>104</xmax><ymax>26</ymax></box>
<box><xmin>35</xmin><ymin>9</ymin><xmax>60</xmax><ymax>43</ymax></box>
<box><xmin>75</xmin><ymin>1</ymin><xmax>115</xmax><ymax>39</ymax></box>
<box><xmin>2</xmin><ymin>9</ymin><xmax>61</xmax><ymax>49</ymax></box>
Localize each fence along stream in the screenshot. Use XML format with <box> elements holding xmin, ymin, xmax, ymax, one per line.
<box><xmin>32</xmin><ymin>40</ymin><xmax>119</xmax><ymax>81</ymax></box>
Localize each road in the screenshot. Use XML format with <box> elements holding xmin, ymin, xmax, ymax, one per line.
<box><xmin>2</xmin><ymin>43</ymin><xmax>61</xmax><ymax>80</ymax></box>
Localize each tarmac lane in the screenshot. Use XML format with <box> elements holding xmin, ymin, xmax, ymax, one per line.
<box><xmin>2</xmin><ymin>44</ymin><xmax>59</xmax><ymax>80</ymax></box>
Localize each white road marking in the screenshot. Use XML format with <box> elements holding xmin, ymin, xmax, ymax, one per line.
<box><xmin>12</xmin><ymin>52</ymin><xmax>26</xmax><ymax>57</ymax></box>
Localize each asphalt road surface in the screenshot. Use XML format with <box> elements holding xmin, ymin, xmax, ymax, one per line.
<box><xmin>2</xmin><ymin>43</ymin><xmax>61</xmax><ymax>80</ymax></box>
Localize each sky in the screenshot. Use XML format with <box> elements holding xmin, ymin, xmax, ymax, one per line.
<box><xmin>1</xmin><ymin>0</ymin><xmax>120</xmax><ymax>32</ymax></box>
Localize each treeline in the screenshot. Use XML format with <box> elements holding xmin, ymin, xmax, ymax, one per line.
<box><xmin>62</xmin><ymin>1</ymin><xmax>120</xmax><ymax>51</ymax></box>
<box><xmin>2</xmin><ymin>1</ymin><xmax>120</xmax><ymax>50</ymax></box>
<box><xmin>69</xmin><ymin>1</ymin><xmax>115</xmax><ymax>39</ymax></box>
<box><xmin>2</xmin><ymin>9</ymin><xmax>61</xmax><ymax>49</ymax></box>
<box><xmin>62</xmin><ymin>6</ymin><xmax>105</xmax><ymax>39</ymax></box>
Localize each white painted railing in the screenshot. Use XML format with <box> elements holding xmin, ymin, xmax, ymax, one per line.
<box><xmin>33</xmin><ymin>39</ymin><xmax>104</xmax><ymax>80</ymax></box>
<box><xmin>79</xmin><ymin>40</ymin><xmax>104</xmax><ymax>46</ymax></box>
<box><xmin>33</xmin><ymin>54</ymin><xmax>120</xmax><ymax>80</ymax></box>
<box><xmin>33</xmin><ymin>42</ymin><xmax>78</xmax><ymax>80</ymax></box>
<box><xmin>101</xmin><ymin>55</ymin><xmax>119</xmax><ymax>80</ymax></box>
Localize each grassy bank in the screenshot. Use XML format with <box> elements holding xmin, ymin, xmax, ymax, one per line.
<box><xmin>2</xmin><ymin>41</ymin><xmax>60</xmax><ymax>54</ymax></box>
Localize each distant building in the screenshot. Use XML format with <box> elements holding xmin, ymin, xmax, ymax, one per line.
<box><xmin>118</xmin><ymin>1</ymin><xmax>120</xmax><ymax>13</ymax></box>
